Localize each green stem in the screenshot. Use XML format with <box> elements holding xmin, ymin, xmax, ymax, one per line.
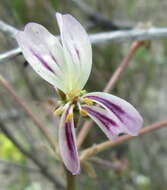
<box><xmin>66</xmin><ymin>169</ymin><xmax>76</xmax><ymax>190</ymax></box>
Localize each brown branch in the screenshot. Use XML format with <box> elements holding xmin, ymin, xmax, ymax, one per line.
<box><xmin>90</xmin><ymin>157</ymin><xmax>126</xmax><ymax>171</ymax></box>
<box><xmin>80</xmin><ymin>120</ymin><xmax>167</xmax><ymax>161</ymax></box>
<box><xmin>0</xmin><ymin>121</ymin><xmax>64</xmax><ymax>189</ymax></box>
<box><xmin>0</xmin><ymin>75</ymin><xmax>57</xmax><ymax>151</ymax></box>
<box><xmin>77</xmin><ymin>41</ymin><xmax>144</xmax><ymax>148</ymax></box>
<box><xmin>103</xmin><ymin>41</ymin><xmax>144</xmax><ymax>92</ymax></box>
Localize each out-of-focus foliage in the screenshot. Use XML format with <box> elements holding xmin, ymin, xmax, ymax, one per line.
<box><xmin>24</xmin><ymin>183</ymin><xmax>41</xmax><ymax>190</ymax></box>
<box><xmin>0</xmin><ymin>133</ymin><xmax>25</xmax><ymax>163</ymax></box>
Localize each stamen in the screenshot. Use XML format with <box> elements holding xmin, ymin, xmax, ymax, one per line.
<box><xmin>67</xmin><ymin>90</ymin><xmax>80</xmax><ymax>100</ymax></box>
<box><xmin>80</xmin><ymin>109</ymin><xmax>88</xmax><ymax>117</ymax></box>
<box><xmin>65</xmin><ymin>113</ymin><xmax>73</xmax><ymax>122</ymax></box>
<box><xmin>54</xmin><ymin>107</ymin><xmax>63</xmax><ymax>116</ymax></box>
<box><xmin>83</xmin><ymin>98</ymin><xmax>94</xmax><ymax>106</ymax></box>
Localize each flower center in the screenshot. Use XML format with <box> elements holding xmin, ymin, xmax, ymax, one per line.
<box><xmin>66</xmin><ymin>89</ymin><xmax>80</xmax><ymax>102</ymax></box>
<box><xmin>54</xmin><ymin>89</ymin><xmax>93</xmax><ymax>118</ymax></box>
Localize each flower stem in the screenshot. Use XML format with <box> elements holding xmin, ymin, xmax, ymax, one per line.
<box><xmin>66</xmin><ymin>169</ymin><xmax>76</xmax><ymax>190</ymax></box>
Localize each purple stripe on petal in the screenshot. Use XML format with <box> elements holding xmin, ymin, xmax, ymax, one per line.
<box><xmin>83</xmin><ymin>106</ymin><xmax>117</xmax><ymax>130</ymax></box>
<box><xmin>65</xmin><ymin>122</ymin><xmax>76</xmax><ymax>159</ymax></box>
<box><xmin>86</xmin><ymin>96</ymin><xmax>129</xmax><ymax>125</ymax></box>
<box><xmin>75</xmin><ymin>47</ymin><xmax>80</xmax><ymax>61</ymax></box>
<box><xmin>50</xmin><ymin>52</ymin><xmax>59</xmax><ymax>66</ymax></box>
<box><xmin>65</xmin><ymin>109</ymin><xmax>76</xmax><ymax>159</ymax></box>
<box><xmin>30</xmin><ymin>48</ymin><xmax>55</xmax><ymax>73</ymax></box>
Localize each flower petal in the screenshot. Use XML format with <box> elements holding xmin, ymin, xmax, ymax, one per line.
<box><xmin>82</xmin><ymin>105</ymin><xmax>128</xmax><ymax>140</ymax></box>
<box><xmin>85</xmin><ymin>92</ymin><xmax>143</xmax><ymax>136</ymax></box>
<box><xmin>59</xmin><ymin>104</ymin><xmax>80</xmax><ymax>175</ymax></box>
<box><xmin>56</xmin><ymin>12</ymin><xmax>92</xmax><ymax>92</ymax></box>
<box><xmin>15</xmin><ymin>23</ymin><xmax>67</xmax><ymax>92</ymax></box>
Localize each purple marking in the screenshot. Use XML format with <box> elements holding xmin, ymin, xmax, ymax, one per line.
<box><xmin>67</xmin><ymin>31</ymin><xmax>80</xmax><ymax>61</ymax></box>
<box><xmin>30</xmin><ymin>48</ymin><xmax>55</xmax><ymax>73</ymax></box>
<box><xmin>86</xmin><ymin>96</ymin><xmax>130</xmax><ymax>125</ymax></box>
<box><xmin>87</xmin><ymin>96</ymin><xmax>124</xmax><ymax>114</ymax></box>
<box><xmin>50</xmin><ymin>52</ymin><xmax>59</xmax><ymax>66</ymax></box>
<box><xmin>75</xmin><ymin>47</ymin><xmax>80</xmax><ymax>61</ymax></box>
<box><xmin>83</xmin><ymin>106</ymin><xmax>117</xmax><ymax>130</ymax></box>
<box><xmin>65</xmin><ymin>108</ymin><xmax>76</xmax><ymax>159</ymax></box>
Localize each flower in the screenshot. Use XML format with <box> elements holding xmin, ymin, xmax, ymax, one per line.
<box><xmin>16</xmin><ymin>12</ymin><xmax>143</xmax><ymax>175</ymax></box>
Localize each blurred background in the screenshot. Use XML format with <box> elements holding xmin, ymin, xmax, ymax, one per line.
<box><xmin>0</xmin><ymin>0</ymin><xmax>167</xmax><ymax>189</ymax></box>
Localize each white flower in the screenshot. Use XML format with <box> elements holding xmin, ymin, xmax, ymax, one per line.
<box><xmin>16</xmin><ymin>12</ymin><xmax>143</xmax><ymax>175</ymax></box>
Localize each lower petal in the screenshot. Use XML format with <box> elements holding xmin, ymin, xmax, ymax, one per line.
<box><xmin>85</xmin><ymin>92</ymin><xmax>143</xmax><ymax>136</ymax></box>
<box><xmin>59</xmin><ymin>104</ymin><xmax>80</xmax><ymax>175</ymax></box>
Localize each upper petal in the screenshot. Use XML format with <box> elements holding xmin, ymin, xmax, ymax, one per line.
<box><xmin>85</xmin><ymin>92</ymin><xmax>143</xmax><ymax>136</ymax></box>
<box><xmin>15</xmin><ymin>23</ymin><xmax>67</xmax><ymax>92</ymax></box>
<box><xmin>56</xmin><ymin>13</ymin><xmax>92</xmax><ymax>92</ymax></box>
<box><xmin>59</xmin><ymin>104</ymin><xmax>80</xmax><ymax>175</ymax></box>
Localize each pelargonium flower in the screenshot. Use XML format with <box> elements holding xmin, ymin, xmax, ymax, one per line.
<box><xmin>16</xmin><ymin>12</ymin><xmax>143</xmax><ymax>175</ymax></box>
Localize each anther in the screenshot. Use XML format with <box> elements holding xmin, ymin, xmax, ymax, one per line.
<box><xmin>65</xmin><ymin>113</ymin><xmax>73</xmax><ymax>122</ymax></box>
<box><xmin>80</xmin><ymin>109</ymin><xmax>88</xmax><ymax>117</ymax></box>
<box><xmin>83</xmin><ymin>98</ymin><xmax>94</xmax><ymax>106</ymax></box>
<box><xmin>54</xmin><ymin>107</ymin><xmax>63</xmax><ymax>116</ymax></box>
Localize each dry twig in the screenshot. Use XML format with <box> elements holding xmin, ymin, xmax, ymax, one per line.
<box><xmin>0</xmin><ymin>121</ymin><xmax>64</xmax><ymax>189</ymax></box>
<box><xmin>1</xmin><ymin>20</ymin><xmax>167</xmax><ymax>61</ymax></box>
<box><xmin>0</xmin><ymin>75</ymin><xmax>58</xmax><ymax>151</ymax></box>
<box><xmin>80</xmin><ymin>120</ymin><xmax>167</xmax><ymax>161</ymax></box>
